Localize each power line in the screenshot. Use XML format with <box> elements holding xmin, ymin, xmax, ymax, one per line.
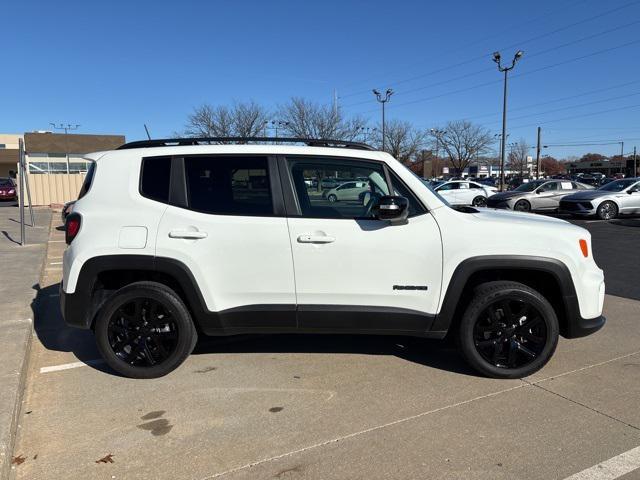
<box><xmin>464</xmin><ymin>79</ymin><xmax>640</xmax><ymax>121</ymax></box>
<box><xmin>485</xmin><ymin>90</ymin><xmax>640</xmax><ymax>125</ymax></box>
<box><xmin>510</xmin><ymin>102</ymin><xmax>640</xmax><ymax>130</ymax></box>
<box><xmin>338</xmin><ymin>0</ymin><xmax>638</xmax><ymax>100</ymax></box>
<box><xmin>356</xmin><ymin>37</ymin><xmax>640</xmax><ymax>114</ymax></box>
<box><xmin>343</xmin><ymin>17</ymin><xmax>640</xmax><ymax>109</ymax></box>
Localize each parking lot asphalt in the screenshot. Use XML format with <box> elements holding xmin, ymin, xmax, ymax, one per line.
<box><xmin>9</xmin><ymin>212</ymin><xmax>640</xmax><ymax>480</ymax></box>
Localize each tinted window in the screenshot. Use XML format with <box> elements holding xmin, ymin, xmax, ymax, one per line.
<box><xmin>288</xmin><ymin>158</ymin><xmax>389</xmax><ymax>219</ymax></box>
<box><xmin>140</xmin><ymin>156</ymin><xmax>171</xmax><ymax>202</ymax></box>
<box><xmin>438</xmin><ymin>182</ymin><xmax>459</xmax><ymax>191</ymax></box>
<box><xmin>185</xmin><ymin>156</ymin><xmax>273</xmax><ymax>216</ymax></box>
<box><xmin>78</xmin><ymin>161</ymin><xmax>96</xmax><ymax>199</ymax></box>
<box><xmin>469</xmin><ymin>182</ymin><xmax>482</xmax><ymax>189</ymax></box>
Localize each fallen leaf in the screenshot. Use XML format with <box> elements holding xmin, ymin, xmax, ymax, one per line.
<box><xmin>96</xmin><ymin>454</ymin><xmax>115</xmax><ymax>464</ymax></box>
<box><xmin>12</xmin><ymin>455</ymin><xmax>26</xmax><ymax>465</ymax></box>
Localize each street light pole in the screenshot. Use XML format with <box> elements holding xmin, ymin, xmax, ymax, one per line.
<box><xmin>536</xmin><ymin>127</ymin><xmax>542</xmax><ymax>179</ymax></box>
<box><xmin>430</xmin><ymin>128</ymin><xmax>445</xmax><ymax>178</ymax></box>
<box><xmin>373</xmin><ymin>89</ymin><xmax>393</xmax><ymax>152</ymax></box>
<box><xmin>492</xmin><ymin>50</ymin><xmax>524</xmax><ymax>191</ymax></box>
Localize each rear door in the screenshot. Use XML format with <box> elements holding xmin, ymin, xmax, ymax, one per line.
<box><xmin>155</xmin><ymin>155</ymin><xmax>296</xmax><ymax>329</ymax></box>
<box><xmin>435</xmin><ymin>182</ymin><xmax>460</xmax><ymax>204</ymax></box>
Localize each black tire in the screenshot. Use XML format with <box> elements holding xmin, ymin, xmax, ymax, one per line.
<box><xmin>327</xmin><ymin>194</ymin><xmax>338</xmax><ymax>202</ymax></box>
<box><xmin>513</xmin><ymin>199</ymin><xmax>531</xmax><ymax>212</ymax></box>
<box><xmin>94</xmin><ymin>281</ymin><xmax>197</xmax><ymax>379</ymax></box>
<box><xmin>596</xmin><ymin>201</ymin><xmax>618</xmax><ymax>220</ymax></box>
<box><xmin>458</xmin><ymin>281</ymin><xmax>559</xmax><ymax>379</ymax></box>
<box><xmin>472</xmin><ymin>196</ymin><xmax>487</xmax><ymax>207</ymax></box>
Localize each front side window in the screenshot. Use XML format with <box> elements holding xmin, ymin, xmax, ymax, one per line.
<box><xmin>184</xmin><ymin>156</ymin><xmax>273</xmax><ymax>216</ymax></box>
<box><xmin>288</xmin><ymin>158</ymin><xmax>388</xmax><ymax>219</ymax></box>
<box><xmin>437</xmin><ymin>182</ymin><xmax>459</xmax><ymax>191</ymax></box>
<box><xmin>538</xmin><ymin>182</ymin><xmax>558</xmax><ymax>192</ymax></box>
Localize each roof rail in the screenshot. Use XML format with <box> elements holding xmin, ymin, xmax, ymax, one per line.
<box><xmin>116</xmin><ymin>137</ymin><xmax>376</xmax><ymax>151</ymax></box>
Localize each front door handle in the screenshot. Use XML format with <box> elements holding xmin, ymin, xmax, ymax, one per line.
<box><xmin>169</xmin><ymin>230</ymin><xmax>208</xmax><ymax>239</ymax></box>
<box><xmin>297</xmin><ymin>234</ymin><xmax>335</xmax><ymax>244</ymax></box>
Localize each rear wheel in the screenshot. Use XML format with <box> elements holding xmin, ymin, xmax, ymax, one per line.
<box><xmin>596</xmin><ymin>201</ymin><xmax>618</xmax><ymax>220</ymax></box>
<box><xmin>94</xmin><ymin>281</ymin><xmax>197</xmax><ymax>379</ymax></box>
<box><xmin>458</xmin><ymin>281</ymin><xmax>559</xmax><ymax>379</ymax></box>
<box><xmin>513</xmin><ymin>199</ymin><xmax>531</xmax><ymax>212</ymax></box>
<box><xmin>472</xmin><ymin>196</ymin><xmax>487</xmax><ymax>207</ymax></box>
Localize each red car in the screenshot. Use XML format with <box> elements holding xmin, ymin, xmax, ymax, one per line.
<box><xmin>0</xmin><ymin>178</ymin><xmax>17</xmax><ymax>201</ymax></box>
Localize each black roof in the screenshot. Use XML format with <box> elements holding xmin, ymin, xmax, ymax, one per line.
<box><xmin>117</xmin><ymin>137</ymin><xmax>375</xmax><ymax>151</ymax></box>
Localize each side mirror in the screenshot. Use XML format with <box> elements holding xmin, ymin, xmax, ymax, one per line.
<box><xmin>374</xmin><ymin>196</ymin><xmax>409</xmax><ymax>224</ymax></box>
<box><xmin>535</xmin><ymin>189</ymin><xmax>542</xmax><ymax>194</ymax></box>
<box><xmin>628</xmin><ymin>188</ymin><xmax>637</xmax><ymax>194</ymax></box>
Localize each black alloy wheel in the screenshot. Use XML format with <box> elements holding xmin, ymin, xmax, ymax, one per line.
<box><xmin>458</xmin><ymin>281</ymin><xmax>559</xmax><ymax>379</ymax></box>
<box><xmin>95</xmin><ymin>281</ymin><xmax>197</xmax><ymax>378</ymax></box>
<box><xmin>107</xmin><ymin>298</ymin><xmax>179</xmax><ymax>367</ymax></box>
<box><xmin>514</xmin><ymin>199</ymin><xmax>531</xmax><ymax>212</ymax></box>
<box><xmin>473</xmin><ymin>298</ymin><xmax>547</xmax><ymax>369</ymax></box>
<box><xmin>472</xmin><ymin>196</ymin><xmax>487</xmax><ymax>207</ymax></box>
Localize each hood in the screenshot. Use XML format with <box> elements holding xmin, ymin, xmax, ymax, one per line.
<box><xmin>489</xmin><ymin>191</ymin><xmax>527</xmax><ymax>201</ymax></box>
<box><xmin>562</xmin><ymin>190</ymin><xmax>612</xmax><ymax>201</ymax></box>
<box><xmin>473</xmin><ymin>207</ymin><xmax>570</xmax><ymax>227</ymax></box>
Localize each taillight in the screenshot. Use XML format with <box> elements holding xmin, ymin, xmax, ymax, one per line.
<box><xmin>66</xmin><ymin>214</ymin><xmax>81</xmax><ymax>244</ymax></box>
<box><xmin>579</xmin><ymin>239</ymin><xmax>588</xmax><ymax>258</ymax></box>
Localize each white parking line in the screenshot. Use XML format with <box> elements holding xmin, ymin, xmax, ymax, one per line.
<box><xmin>563</xmin><ymin>445</ymin><xmax>640</xmax><ymax>480</ymax></box>
<box><xmin>47</xmin><ymin>240</ymin><xmax>65</xmax><ymax>243</ymax></box>
<box><xmin>39</xmin><ymin>359</ymin><xmax>105</xmax><ymax>374</ymax></box>
<box><xmin>49</xmin><ymin>261</ymin><xmax>63</xmax><ymax>265</ymax></box>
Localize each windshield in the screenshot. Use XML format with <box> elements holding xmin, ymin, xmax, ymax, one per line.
<box><xmin>401</xmin><ymin>165</ymin><xmax>450</xmax><ymax>206</ymax></box>
<box><xmin>0</xmin><ymin>178</ymin><xmax>13</xmax><ymax>187</ymax></box>
<box><xmin>514</xmin><ymin>180</ymin><xmax>544</xmax><ymax>192</ymax></box>
<box><xmin>599</xmin><ymin>179</ymin><xmax>637</xmax><ymax>192</ymax></box>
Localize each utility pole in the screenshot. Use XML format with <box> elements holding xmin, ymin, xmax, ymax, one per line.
<box><xmin>373</xmin><ymin>89</ymin><xmax>393</xmax><ymax>152</ymax></box>
<box><xmin>50</xmin><ymin>123</ymin><xmax>80</xmax><ymax>173</ymax></box>
<box><xmin>634</xmin><ymin>146</ymin><xmax>637</xmax><ymax>177</ymax></box>
<box><xmin>431</xmin><ymin>129</ymin><xmax>445</xmax><ymax>178</ymax></box>
<box><xmin>492</xmin><ymin>50</ymin><xmax>524</xmax><ymax>191</ymax></box>
<box><xmin>536</xmin><ymin>127</ymin><xmax>542</xmax><ymax>179</ymax></box>
<box><xmin>333</xmin><ymin>89</ymin><xmax>338</xmax><ymax>116</ymax></box>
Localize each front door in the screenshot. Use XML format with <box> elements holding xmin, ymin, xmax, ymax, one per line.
<box><xmin>284</xmin><ymin>156</ymin><xmax>443</xmax><ymax>333</ymax></box>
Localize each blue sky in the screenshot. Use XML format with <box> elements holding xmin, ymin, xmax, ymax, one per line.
<box><xmin>3</xmin><ymin>0</ymin><xmax>640</xmax><ymax>158</ymax></box>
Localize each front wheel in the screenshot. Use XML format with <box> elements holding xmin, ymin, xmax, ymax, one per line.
<box><xmin>472</xmin><ymin>196</ymin><xmax>487</xmax><ymax>207</ymax></box>
<box><xmin>596</xmin><ymin>201</ymin><xmax>618</xmax><ymax>220</ymax></box>
<box><xmin>327</xmin><ymin>194</ymin><xmax>337</xmax><ymax>202</ymax></box>
<box><xmin>458</xmin><ymin>281</ymin><xmax>559</xmax><ymax>379</ymax></box>
<box><xmin>513</xmin><ymin>199</ymin><xmax>531</xmax><ymax>212</ymax></box>
<box><xmin>94</xmin><ymin>281</ymin><xmax>197</xmax><ymax>379</ymax></box>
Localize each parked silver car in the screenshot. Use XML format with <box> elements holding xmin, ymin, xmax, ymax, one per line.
<box><xmin>559</xmin><ymin>178</ymin><xmax>640</xmax><ymax>220</ymax></box>
<box><xmin>487</xmin><ymin>179</ymin><xmax>593</xmax><ymax>212</ymax></box>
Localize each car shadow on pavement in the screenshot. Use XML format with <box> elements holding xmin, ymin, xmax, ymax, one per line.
<box><xmin>610</xmin><ymin>218</ymin><xmax>640</xmax><ymax>227</ymax></box>
<box><xmin>31</xmin><ymin>282</ymin><xmax>115</xmax><ymax>375</ymax></box>
<box><xmin>31</xmin><ymin>283</ymin><xmax>479</xmax><ymax>378</ymax></box>
<box><xmin>193</xmin><ymin>334</ymin><xmax>480</xmax><ymax>377</ymax></box>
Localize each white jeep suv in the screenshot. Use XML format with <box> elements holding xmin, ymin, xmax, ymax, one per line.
<box><xmin>61</xmin><ymin>138</ymin><xmax>606</xmax><ymax>379</ymax></box>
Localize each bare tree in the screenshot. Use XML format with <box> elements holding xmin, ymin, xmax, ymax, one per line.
<box><xmin>429</xmin><ymin>121</ymin><xmax>493</xmax><ymax>175</ymax></box>
<box><xmin>508</xmin><ymin>139</ymin><xmax>530</xmax><ymax>177</ymax></box>
<box><xmin>278</xmin><ymin>97</ymin><xmax>366</xmax><ymax>140</ymax></box>
<box><xmin>184</xmin><ymin>101</ymin><xmax>269</xmax><ymax>140</ymax></box>
<box><xmin>372</xmin><ymin>120</ymin><xmax>428</xmax><ymax>162</ymax></box>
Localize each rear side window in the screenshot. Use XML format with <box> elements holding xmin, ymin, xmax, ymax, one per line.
<box><xmin>184</xmin><ymin>156</ymin><xmax>273</xmax><ymax>216</ymax></box>
<box><xmin>140</xmin><ymin>156</ymin><xmax>171</xmax><ymax>202</ymax></box>
<box><xmin>78</xmin><ymin>161</ymin><xmax>96</xmax><ymax>199</ymax></box>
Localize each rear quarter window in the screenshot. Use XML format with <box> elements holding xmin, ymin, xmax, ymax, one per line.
<box><xmin>78</xmin><ymin>161</ymin><xmax>96</xmax><ymax>199</ymax></box>
<box><xmin>140</xmin><ymin>156</ymin><xmax>171</xmax><ymax>203</ymax></box>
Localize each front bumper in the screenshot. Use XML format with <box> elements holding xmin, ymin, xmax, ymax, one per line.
<box><xmin>559</xmin><ymin>200</ymin><xmax>596</xmax><ymax>216</ymax></box>
<box><xmin>564</xmin><ymin>314</ymin><xmax>606</xmax><ymax>338</ymax></box>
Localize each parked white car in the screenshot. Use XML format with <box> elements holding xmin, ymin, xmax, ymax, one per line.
<box><xmin>61</xmin><ymin>137</ymin><xmax>605</xmax><ymax>379</ymax></box>
<box><xmin>435</xmin><ymin>180</ymin><xmax>498</xmax><ymax>206</ymax></box>
<box><xmin>323</xmin><ymin>181</ymin><xmax>369</xmax><ymax>202</ymax></box>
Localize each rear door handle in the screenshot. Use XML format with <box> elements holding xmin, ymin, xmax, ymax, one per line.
<box><xmin>169</xmin><ymin>230</ymin><xmax>208</xmax><ymax>239</ymax></box>
<box><xmin>297</xmin><ymin>234</ymin><xmax>335</xmax><ymax>244</ymax></box>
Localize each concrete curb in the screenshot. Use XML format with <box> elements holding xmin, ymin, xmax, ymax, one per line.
<box><xmin>0</xmin><ymin>210</ymin><xmax>52</xmax><ymax>480</ymax></box>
